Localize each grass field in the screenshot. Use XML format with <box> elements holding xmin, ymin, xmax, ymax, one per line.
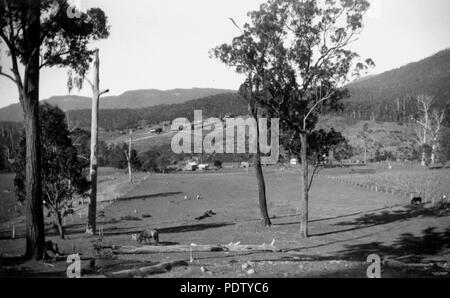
<box><xmin>0</xmin><ymin>166</ymin><xmax>449</xmax><ymax>278</ymax></box>
<box><xmin>327</xmin><ymin>165</ymin><xmax>450</xmax><ymax>204</ymax></box>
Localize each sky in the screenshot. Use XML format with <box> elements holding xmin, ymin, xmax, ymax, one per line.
<box><xmin>0</xmin><ymin>0</ymin><xmax>449</xmax><ymax>108</ymax></box>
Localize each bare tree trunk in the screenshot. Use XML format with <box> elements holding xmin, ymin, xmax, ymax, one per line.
<box><xmin>364</xmin><ymin>145</ymin><xmax>367</xmax><ymax>164</ymax></box>
<box><xmin>431</xmin><ymin>144</ymin><xmax>436</xmax><ymax>165</ymax></box>
<box><xmin>87</xmin><ymin>50</ymin><xmax>109</xmax><ymax>234</ymax></box>
<box><xmin>254</xmin><ymin>144</ymin><xmax>271</xmax><ymax>227</ymax></box>
<box><xmin>421</xmin><ymin>128</ymin><xmax>427</xmax><ymax>166</ymax></box>
<box><xmin>299</xmin><ymin>132</ymin><xmax>309</xmax><ymax>238</ymax></box>
<box><xmin>23</xmin><ymin>0</ymin><xmax>45</xmax><ymax>260</ymax></box>
<box><xmin>24</xmin><ymin>98</ymin><xmax>45</xmax><ymax>258</ymax></box>
<box><xmin>422</xmin><ymin>132</ymin><xmax>427</xmax><ymax>166</ymax></box>
<box><xmin>250</xmin><ymin>102</ymin><xmax>271</xmax><ymax>227</ymax></box>
<box><xmin>128</xmin><ymin>130</ymin><xmax>133</xmax><ymax>183</ymax></box>
<box><xmin>54</xmin><ymin>212</ymin><xmax>65</xmax><ymax>240</ymax></box>
<box><xmin>88</xmin><ymin>50</ymin><xmax>101</xmax><ymax>235</ymax></box>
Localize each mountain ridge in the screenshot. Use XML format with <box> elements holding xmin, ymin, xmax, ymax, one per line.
<box><xmin>0</xmin><ymin>88</ymin><xmax>235</xmax><ymax>122</ymax></box>
<box><xmin>347</xmin><ymin>48</ymin><xmax>450</xmax><ymax>101</ymax></box>
<box><xmin>1</xmin><ymin>48</ymin><xmax>449</xmax><ymax>123</ymax></box>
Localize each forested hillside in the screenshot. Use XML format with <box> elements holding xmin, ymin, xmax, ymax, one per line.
<box><xmin>0</xmin><ymin>122</ymin><xmax>23</xmax><ymax>171</ymax></box>
<box><xmin>66</xmin><ymin>93</ymin><xmax>248</xmax><ymax>131</ymax></box>
<box><xmin>344</xmin><ymin>49</ymin><xmax>450</xmax><ymax>122</ymax></box>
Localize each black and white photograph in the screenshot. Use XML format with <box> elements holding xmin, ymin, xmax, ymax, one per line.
<box><xmin>0</xmin><ymin>0</ymin><xmax>449</xmax><ymax>282</ymax></box>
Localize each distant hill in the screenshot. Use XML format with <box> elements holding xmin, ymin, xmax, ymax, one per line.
<box><xmin>0</xmin><ymin>88</ymin><xmax>235</xmax><ymax>122</ymax></box>
<box><xmin>345</xmin><ymin>48</ymin><xmax>450</xmax><ymax>122</ymax></box>
<box><xmin>348</xmin><ymin>49</ymin><xmax>450</xmax><ymax>99</ymax></box>
<box><xmin>67</xmin><ymin>92</ymin><xmax>248</xmax><ymax>131</ymax></box>
<box><xmin>2</xmin><ymin>49</ymin><xmax>449</xmax><ymax>124</ymax></box>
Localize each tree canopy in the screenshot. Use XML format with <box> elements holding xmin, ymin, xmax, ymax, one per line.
<box><xmin>14</xmin><ymin>103</ymin><xmax>89</xmax><ymax>239</ymax></box>
<box><xmin>0</xmin><ymin>0</ymin><xmax>110</xmax><ymax>89</ymax></box>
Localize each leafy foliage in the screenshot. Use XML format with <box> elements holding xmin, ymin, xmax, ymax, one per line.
<box><xmin>14</xmin><ymin>104</ymin><xmax>89</xmax><ymax>239</ymax></box>
<box><xmin>308</xmin><ymin>129</ymin><xmax>346</xmax><ymax>164</ymax></box>
<box><xmin>332</xmin><ymin>138</ymin><xmax>354</xmax><ymax>161</ymax></box>
<box><xmin>0</xmin><ymin>121</ymin><xmax>22</xmax><ymax>171</ymax></box>
<box><xmin>0</xmin><ymin>0</ymin><xmax>110</xmax><ymax>81</ymax></box>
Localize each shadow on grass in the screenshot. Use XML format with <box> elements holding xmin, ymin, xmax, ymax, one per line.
<box><xmin>89</xmin><ymin>222</ymin><xmax>234</xmax><ymax>237</ymax></box>
<box><xmin>159</xmin><ymin>222</ymin><xmax>234</xmax><ymax>234</ymax></box>
<box><xmin>272</xmin><ymin>206</ymin><xmax>403</xmax><ymax>228</ymax></box>
<box><xmin>311</xmin><ymin>206</ymin><xmax>449</xmax><ymax>238</ymax></box>
<box><xmin>335</xmin><ymin>206</ymin><xmax>448</xmax><ymax>228</ymax></box>
<box><xmin>1</xmin><ymin>220</ymin><xmax>234</xmax><ymax>240</ymax></box>
<box><xmin>118</xmin><ymin>192</ymin><xmax>183</xmax><ymax>202</ymax></box>
<box><xmin>334</xmin><ymin>227</ymin><xmax>450</xmax><ymax>262</ymax></box>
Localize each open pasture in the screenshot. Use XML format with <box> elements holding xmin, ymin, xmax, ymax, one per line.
<box><xmin>1</xmin><ymin>167</ymin><xmax>449</xmax><ymax>277</ymax></box>
<box><xmin>327</xmin><ymin>166</ymin><xmax>450</xmax><ymax>204</ymax></box>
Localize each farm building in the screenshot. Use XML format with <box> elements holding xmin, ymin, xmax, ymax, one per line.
<box><xmin>198</xmin><ymin>164</ymin><xmax>210</xmax><ymax>171</ymax></box>
<box><xmin>183</xmin><ymin>161</ymin><xmax>198</xmax><ymax>171</ymax></box>
<box><xmin>240</xmin><ymin>162</ymin><xmax>250</xmax><ymax>168</ymax></box>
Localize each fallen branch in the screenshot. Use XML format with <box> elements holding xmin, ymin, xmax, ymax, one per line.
<box><xmin>108</xmin><ymin>244</ymin><xmax>223</xmax><ymax>254</ymax></box>
<box><xmin>223</xmin><ymin>239</ymin><xmax>278</xmax><ymax>252</ymax></box>
<box><xmin>109</xmin><ymin>260</ymin><xmax>188</xmax><ymax>278</ymax></box>
<box><xmin>98</xmin><ymin>239</ymin><xmax>280</xmax><ymax>255</ymax></box>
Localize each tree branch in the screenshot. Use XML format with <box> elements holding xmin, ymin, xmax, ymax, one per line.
<box><xmin>307</xmin><ymin>162</ymin><xmax>321</xmax><ymax>192</ymax></box>
<box><xmin>99</xmin><ymin>89</ymin><xmax>110</xmax><ymax>97</ymax></box>
<box><xmin>0</xmin><ymin>25</ymin><xmax>23</xmax><ymax>91</ymax></box>
<box><xmin>303</xmin><ymin>89</ymin><xmax>336</xmax><ymax>129</ymax></box>
<box><xmin>0</xmin><ymin>70</ymin><xmax>18</xmax><ymax>84</ymax></box>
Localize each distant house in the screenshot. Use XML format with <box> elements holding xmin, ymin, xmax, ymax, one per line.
<box><xmin>198</xmin><ymin>164</ymin><xmax>209</xmax><ymax>171</ymax></box>
<box><xmin>240</xmin><ymin>162</ymin><xmax>250</xmax><ymax>168</ymax></box>
<box><xmin>184</xmin><ymin>161</ymin><xmax>198</xmax><ymax>171</ymax></box>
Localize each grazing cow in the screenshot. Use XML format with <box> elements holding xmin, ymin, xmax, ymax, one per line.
<box><xmin>135</xmin><ymin>229</ymin><xmax>159</xmax><ymax>245</ymax></box>
<box><xmin>411</xmin><ymin>197</ymin><xmax>423</xmax><ymax>206</ymax></box>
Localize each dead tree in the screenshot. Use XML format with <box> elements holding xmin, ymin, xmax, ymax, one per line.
<box><xmin>86</xmin><ymin>49</ymin><xmax>109</xmax><ymax>235</ymax></box>
<box><xmin>429</xmin><ymin>109</ymin><xmax>446</xmax><ymax>165</ymax></box>
<box><xmin>413</xmin><ymin>95</ymin><xmax>446</xmax><ymax>165</ymax></box>
<box><xmin>413</xmin><ymin>95</ymin><xmax>432</xmax><ymax>166</ymax></box>
<box><xmin>124</xmin><ymin>129</ymin><xmax>133</xmax><ymax>183</ymax></box>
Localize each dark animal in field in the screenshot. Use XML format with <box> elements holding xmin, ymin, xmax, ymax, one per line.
<box><xmin>195</xmin><ymin>210</ymin><xmax>216</xmax><ymax>221</ymax></box>
<box><xmin>134</xmin><ymin>229</ymin><xmax>159</xmax><ymax>245</ymax></box>
<box><xmin>411</xmin><ymin>197</ymin><xmax>423</xmax><ymax>206</ymax></box>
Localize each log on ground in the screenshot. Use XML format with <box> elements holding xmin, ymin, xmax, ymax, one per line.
<box><xmin>109</xmin><ymin>260</ymin><xmax>188</xmax><ymax>278</ymax></box>
<box><xmin>99</xmin><ymin>240</ymin><xmax>280</xmax><ymax>255</ymax></box>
